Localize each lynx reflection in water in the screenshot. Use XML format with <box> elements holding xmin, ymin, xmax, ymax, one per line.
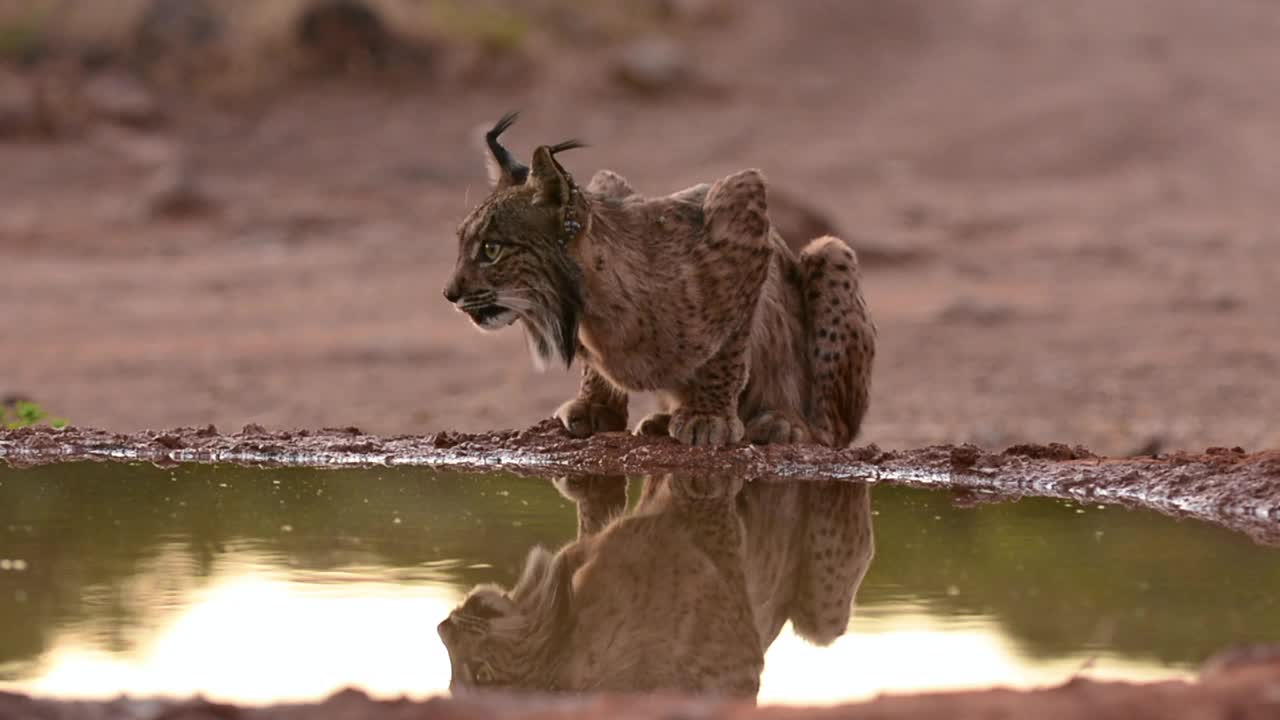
<box><xmin>438</xmin><ymin>475</ymin><xmax>874</xmax><ymax>697</ymax></box>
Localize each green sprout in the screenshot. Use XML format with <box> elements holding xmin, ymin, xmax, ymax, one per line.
<box><xmin>3</xmin><ymin>400</ymin><xmax>68</xmax><ymax>429</ymax></box>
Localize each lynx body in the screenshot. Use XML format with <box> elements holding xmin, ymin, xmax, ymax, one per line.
<box><xmin>444</xmin><ymin>114</ymin><xmax>875</xmax><ymax>447</ymax></box>
<box><xmin>436</xmin><ymin>475</ymin><xmax>874</xmax><ymax>697</ymax></box>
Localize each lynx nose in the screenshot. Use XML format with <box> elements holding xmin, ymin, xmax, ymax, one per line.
<box><xmin>443</xmin><ymin>279</ymin><xmax>464</xmax><ymax>304</ymax></box>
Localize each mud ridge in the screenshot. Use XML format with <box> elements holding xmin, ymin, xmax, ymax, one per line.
<box><xmin>2</xmin><ymin>421</ymin><xmax>1277</xmax><ymax>546</ymax></box>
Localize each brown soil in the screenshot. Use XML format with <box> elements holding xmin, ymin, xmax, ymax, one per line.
<box><xmin>3</xmin><ymin>1</ymin><xmax>1279</xmax><ymax>457</ymax></box>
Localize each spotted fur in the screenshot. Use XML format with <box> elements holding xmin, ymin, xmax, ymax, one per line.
<box><xmin>444</xmin><ymin>115</ymin><xmax>876</xmax><ymax>447</ymax></box>
<box><xmin>437</xmin><ymin>476</ymin><xmax>875</xmax><ymax>696</ymax></box>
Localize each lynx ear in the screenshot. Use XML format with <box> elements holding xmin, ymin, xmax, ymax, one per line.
<box><xmin>527</xmin><ymin>140</ymin><xmax>585</xmax><ymax>207</ymax></box>
<box><xmin>484</xmin><ymin>112</ymin><xmax>530</xmax><ymax>189</ymax></box>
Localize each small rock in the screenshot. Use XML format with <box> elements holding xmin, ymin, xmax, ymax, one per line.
<box><xmin>1</xmin><ymin>393</ymin><xmax>33</xmax><ymax>407</ymax></box>
<box><xmin>1127</xmin><ymin>435</ymin><xmax>1165</xmax><ymax>458</ymax></box>
<box><xmin>1003</xmin><ymin>443</ymin><xmax>1096</xmax><ymax>461</ymax></box>
<box><xmin>949</xmin><ymin>444</ymin><xmax>981</xmax><ymax>470</ymax></box>
<box><xmin>769</xmin><ymin>195</ymin><xmax>926</xmax><ymax>267</ymax></box>
<box><xmin>82</xmin><ymin>71</ymin><xmax>162</xmax><ymax>128</ymax></box>
<box><xmin>768</xmin><ymin>189</ymin><xmax>844</xmax><ymax>254</ymax></box>
<box><xmin>297</xmin><ymin>0</ymin><xmax>394</xmax><ymax>73</ymax></box>
<box><xmin>851</xmin><ymin>235</ymin><xmax>931</xmax><ymax>267</ymax></box>
<box><xmin>613</xmin><ymin>37</ymin><xmax>690</xmax><ymax>94</ymax></box>
<box><xmin>146</xmin><ymin>160</ymin><xmax>215</xmax><ymax>219</ymax></box>
<box><xmin>652</xmin><ymin>0</ymin><xmax>735</xmax><ymax>25</ymax></box>
<box><xmin>135</xmin><ymin>0</ymin><xmax>226</xmax><ymax>86</ymax></box>
<box><xmin>137</xmin><ymin>0</ymin><xmax>222</xmax><ymax>54</ymax></box>
<box><xmin>153</xmin><ymin>433</ymin><xmax>187</xmax><ymax>449</ymax></box>
<box><xmin>430</xmin><ymin>432</ymin><xmax>458</xmax><ymax>449</ymax></box>
<box><xmin>321</xmin><ymin>425</ymin><xmax>364</xmax><ymax>435</ymax></box>
<box><xmin>844</xmin><ymin>443</ymin><xmax>887</xmax><ymax>463</ymax></box>
<box><xmin>330</xmin><ymin>441</ymin><xmax>381</xmax><ymax>453</ymax></box>
<box><xmin>938</xmin><ymin>297</ymin><xmax>1018</xmax><ymax>326</ymax></box>
<box><xmin>1172</xmin><ymin>291</ymin><xmax>1243</xmax><ymax>313</ymax></box>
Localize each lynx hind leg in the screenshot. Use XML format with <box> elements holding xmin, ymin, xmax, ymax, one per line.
<box><xmin>788</xmin><ymin>482</ymin><xmax>874</xmax><ymax>646</ymax></box>
<box><xmin>586</xmin><ymin>169</ymin><xmax>636</xmax><ymax>199</ymax></box>
<box><xmin>634</xmin><ymin>412</ymin><xmax>671</xmax><ymax>437</ymax></box>
<box><xmin>745</xmin><ymin>410</ymin><xmax>812</xmax><ymax>445</ymax></box>
<box><xmin>800</xmin><ymin>236</ymin><xmax>876</xmax><ymax>447</ymax></box>
<box><xmin>552</xmin><ymin>475</ymin><xmax>628</xmax><ymax>538</ymax></box>
<box><xmin>703</xmin><ymin>169</ymin><xmax>772</xmax><ymax>263</ymax></box>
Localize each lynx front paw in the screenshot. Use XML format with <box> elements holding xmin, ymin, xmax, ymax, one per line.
<box><xmin>669</xmin><ymin>410</ymin><xmax>745</xmax><ymax>448</ymax></box>
<box><xmin>745</xmin><ymin>412</ymin><xmax>813</xmax><ymax>445</ymax></box>
<box><xmin>669</xmin><ymin>473</ymin><xmax>745</xmax><ymax>500</ymax></box>
<box><xmin>555</xmin><ymin>397</ymin><xmax>628</xmax><ymax>438</ymax></box>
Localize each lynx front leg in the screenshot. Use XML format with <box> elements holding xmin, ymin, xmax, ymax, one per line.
<box><xmin>552</xmin><ymin>475</ymin><xmax>628</xmax><ymax>538</ymax></box>
<box><xmin>555</xmin><ymin>364</ymin><xmax>628</xmax><ymax>438</ymax></box>
<box><xmin>664</xmin><ymin>169</ymin><xmax>772</xmax><ymax>447</ymax></box>
<box><xmin>669</xmin><ymin>328</ymin><xmax>750</xmax><ymax>447</ymax></box>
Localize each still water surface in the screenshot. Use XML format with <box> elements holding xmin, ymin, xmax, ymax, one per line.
<box><xmin>0</xmin><ymin>463</ymin><xmax>1276</xmax><ymax>704</ymax></box>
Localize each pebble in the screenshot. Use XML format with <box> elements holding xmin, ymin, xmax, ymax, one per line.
<box><xmin>613</xmin><ymin>37</ymin><xmax>691</xmax><ymax>94</ymax></box>
<box><xmin>82</xmin><ymin>71</ymin><xmax>163</xmax><ymax>128</ymax></box>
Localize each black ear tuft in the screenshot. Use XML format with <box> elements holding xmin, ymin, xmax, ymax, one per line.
<box><xmin>527</xmin><ymin>140</ymin><xmax>586</xmax><ymax>207</ymax></box>
<box><xmin>549</xmin><ymin>139</ymin><xmax>587</xmax><ymax>155</ymax></box>
<box><xmin>485</xmin><ymin>111</ymin><xmax>530</xmax><ymax>188</ymax></box>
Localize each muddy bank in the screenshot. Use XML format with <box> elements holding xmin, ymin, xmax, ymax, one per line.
<box><xmin>2</xmin><ymin>421</ymin><xmax>1277</xmax><ymax>545</ymax></box>
<box><xmin>5</xmin><ymin>658</ymin><xmax>1280</xmax><ymax>720</ymax></box>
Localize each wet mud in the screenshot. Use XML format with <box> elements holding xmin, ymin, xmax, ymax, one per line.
<box><xmin>2</xmin><ymin>420</ymin><xmax>1277</xmax><ymax>546</ymax></box>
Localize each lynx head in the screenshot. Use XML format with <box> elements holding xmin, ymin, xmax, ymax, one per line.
<box><xmin>437</xmin><ymin>546</ymin><xmax>574</xmax><ymax>693</ymax></box>
<box><xmin>443</xmin><ymin>112</ymin><xmax>589</xmax><ymax>370</ymax></box>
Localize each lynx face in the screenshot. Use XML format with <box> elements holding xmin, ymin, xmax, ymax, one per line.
<box><xmin>436</xmin><ymin>587</ymin><xmax>530</xmax><ymax>691</ymax></box>
<box><xmin>443</xmin><ymin>113</ymin><xmax>587</xmax><ymax>370</ymax></box>
<box><xmin>436</xmin><ymin>547</ymin><xmax>573</xmax><ymax>693</ymax></box>
<box><xmin>444</xmin><ymin>188</ymin><xmax>583</xmax><ymax>370</ymax></box>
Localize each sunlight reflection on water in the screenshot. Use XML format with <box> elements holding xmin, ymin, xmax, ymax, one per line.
<box><xmin>10</xmin><ymin>562</ymin><xmax>1188</xmax><ymax>707</ymax></box>
<box><xmin>17</xmin><ymin>561</ymin><xmax>455</xmax><ymax>703</ymax></box>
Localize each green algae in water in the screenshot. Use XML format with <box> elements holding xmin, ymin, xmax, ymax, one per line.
<box><xmin>0</xmin><ymin>462</ymin><xmax>1275</xmax><ymax>704</ymax></box>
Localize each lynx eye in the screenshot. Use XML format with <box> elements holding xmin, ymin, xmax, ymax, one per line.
<box><xmin>481</xmin><ymin>241</ymin><xmax>504</xmax><ymax>263</ymax></box>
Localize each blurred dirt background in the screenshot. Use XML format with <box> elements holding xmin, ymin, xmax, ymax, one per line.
<box><xmin>2</xmin><ymin>0</ymin><xmax>1279</xmax><ymax>456</ymax></box>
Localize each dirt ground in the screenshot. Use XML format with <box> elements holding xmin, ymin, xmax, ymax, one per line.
<box><xmin>4</xmin><ymin>0</ymin><xmax>1280</xmax><ymax>456</ymax></box>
